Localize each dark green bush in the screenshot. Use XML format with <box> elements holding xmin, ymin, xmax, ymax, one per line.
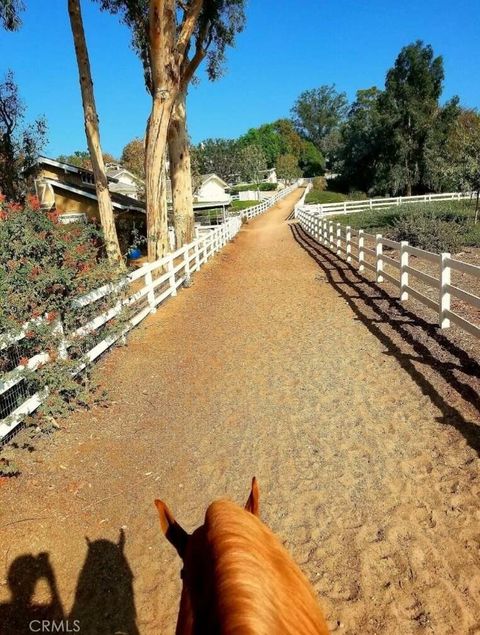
<box><xmin>389</xmin><ymin>211</ymin><xmax>463</xmax><ymax>253</ymax></box>
<box><xmin>229</xmin><ymin>182</ymin><xmax>277</xmax><ymax>193</ymax></box>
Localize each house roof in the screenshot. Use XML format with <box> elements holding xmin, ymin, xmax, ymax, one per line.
<box><xmin>36</xmin><ymin>155</ymin><xmax>126</xmax><ymax>184</ymax></box>
<box><xmin>199</xmin><ymin>173</ymin><xmax>229</xmax><ymax>189</ymax></box>
<box><xmin>105</xmin><ymin>164</ymin><xmax>144</xmax><ymax>184</ymax></box>
<box><xmin>45</xmin><ymin>178</ymin><xmax>145</xmax><ymax>213</ymax></box>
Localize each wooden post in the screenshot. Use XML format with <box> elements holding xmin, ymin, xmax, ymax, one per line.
<box><xmin>194</xmin><ymin>239</ymin><xmax>200</xmax><ymax>271</ymax></box>
<box><xmin>329</xmin><ymin>221</ymin><xmax>334</xmax><ymax>250</ymax></box>
<box><xmin>376</xmin><ymin>234</ymin><xmax>384</xmax><ymax>283</ymax></box>
<box><xmin>336</xmin><ymin>223</ymin><xmax>341</xmax><ymax>255</ymax></box>
<box><xmin>168</xmin><ymin>255</ymin><xmax>177</xmax><ymax>296</ymax></box>
<box><xmin>400</xmin><ymin>241</ymin><xmax>409</xmax><ymax>301</ymax></box>
<box><xmin>358</xmin><ymin>229</ymin><xmax>365</xmax><ymax>272</ymax></box>
<box><xmin>184</xmin><ymin>244</ymin><xmax>190</xmax><ymax>282</ymax></box>
<box><xmin>55</xmin><ymin>318</ymin><xmax>68</xmax><ymax>360</ymax></box>
<box><xmin>346</xmin><ymin>226</ymin><xmax>352</xmax><ymax>263</ymax></box>
<box><xmin>145</xmin><ymin>268</ymin><xmax>156</xmax><ymax>313</ymax></box>
<box><xmin>439</xmin><ymin>252</ymin><xmax>451</xmax><ymax>328</ymax></box>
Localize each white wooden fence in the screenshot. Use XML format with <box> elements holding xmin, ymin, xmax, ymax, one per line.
<box><xmin>303</xmin><ymin>191</ymin><xmax>472</xmax><ymax>217</ymax></box>
<box><xmin>296</xmin><ymin>208</ymin><xmax>480</xmax><ymax>340</ymax></box>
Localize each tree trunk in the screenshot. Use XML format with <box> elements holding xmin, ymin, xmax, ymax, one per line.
<box><xmin>67</xmin><ymin>0</ymin><xmax>122</xmax><ymax>265</ymax></box>
<box><xmin>145</xmin><ymin>94</ymin><xmax>176</xmax><ymax>261</ymax></box>
<box><xmin>168</xmin><ymin>91</ymin><xmax>194</xmax><ymax>248</ymax></box>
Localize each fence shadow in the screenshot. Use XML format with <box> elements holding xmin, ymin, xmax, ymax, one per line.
<box><xmin>0</xmin><ymin>529</ymin><xmax>139</xmax><ymax>635</ymax></box>
<box><xmin>290</xmin><ymin>223</ymin><xmax>480</xmax><ymax>456</ymax></box>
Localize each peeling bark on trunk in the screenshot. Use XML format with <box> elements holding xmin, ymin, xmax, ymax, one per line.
<box><xmin>68</xmin><ymin>0</ymin><xmax>123</xmax><ymax>266</ymax></box>
<box><xmin>168</xmin><ymin>92</ymin><xmax>194</xmax><ymax>248</ymax></box>
<box><xmin>145</xmin><ymin>95</ymin><xmax>176</xmax><ymax>261</ymax></box>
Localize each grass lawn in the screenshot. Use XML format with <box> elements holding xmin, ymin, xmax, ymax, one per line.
<box><xmin>329</xmin><ymin>200</ymin><xmax>480</xmax><ymax>250</ymax></box>
<box><xmin>305</xmin><ymin>190</ymin><xmax>348</xmax><ymax>204</ymax></box>
<box><xmin>305</xmin><ymin>189</ymin><xmax>369</xmax><ymax>205</ymax></box>
<box><xmin>229</xmin><ymin>200</ymin><xmax>260</xmax><ymax>212</ymax></box>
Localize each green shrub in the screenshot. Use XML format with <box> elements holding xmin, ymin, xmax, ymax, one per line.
<box><xmin>332</xmin><ymin>200</ymin><xmax>480</xmax><ymax>250</ymax></box>
<box><xmin>0</xmin><ymin>195</ymin><xmax>127</xmax><ymax>427</ymax></box>
<box><xmin>389</xmin><ymin>211</ymin><xmax>463</xmax><ymax>253</ymax></box>
<box><xmin>312</xmin><ymin>176</ymin><xmax>326</xmax><ymax>192</ymax></box>
<box><xmin>229</xmin><ymin>182</ymin><xmax>277</xmax><ymax>193</ymax></box>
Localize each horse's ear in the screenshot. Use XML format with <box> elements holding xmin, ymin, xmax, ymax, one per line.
<box><xmin>245</xmin><ymin>476</ymin><xmax>259</xmax><ymax>516</ymax></box>
<box><xmin>154</xmin><ymin>499</ymin><xmax>189</xmax><ymax>558</ymax></box>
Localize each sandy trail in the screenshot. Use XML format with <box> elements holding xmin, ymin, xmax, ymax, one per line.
<box><xmin>1</xmin><ymin>190</ymin><xmax>480</xmax><ymax>634</ymax></box>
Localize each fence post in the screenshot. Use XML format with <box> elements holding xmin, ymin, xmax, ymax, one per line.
<box><xmin>358</xmin><ymin>229</ymin><xmax>365</xmax><ymax>272</ymax></box>
<box><xmin>346</xmin><ymin>226</ymin><xmax>352</xmax><ymax>263</ymax></box>
<box><xmin>145</xmin><ymin>268</ymin><xmax>156</xmax><ymax>313</ymax></box>
<box><xmin>376</xmin><ymin>234</ymin><xmax>384</xmax><ymax>283</ymax></box>
<box><xmin>336</xmin><ymin>223</ymin><xmax>341</xmax><ymax>255</ymax></box>
<box><xmin>400</xmin><ymin>241</ymin><xmax>409</xmax><ymax>301</ymax></box>
<box><xmin>168</xmin><ymin>254</ymin><xmax>177</xmax><ymax>296</ymax></box>
<box><xmin>184</xmin><ymin>244</ymin><xmax>191</xmax><ymax>283</ymax></box>
<box><xmin>329</xmin><ymin>221</ymin><xmax>334</xmax><ymax>250</ymax></box>
<box><xmin>55</xmin><ymin>318</ymin><xmax>68</xmax><ymax>360</ymax></box>
<box><xmin>194</xmin><ymin>240</ymin><xmax>200</xmax><ymax>271</ymax></box>
<box><xmin>439</xmin><ymin>252</ymin><xmax>451</xmax><ymax>328</ymax></box>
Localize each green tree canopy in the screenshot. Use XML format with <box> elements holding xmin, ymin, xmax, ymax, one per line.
<box><xmin>120</xmin><ymin>137</ymin><xmax>145</xmax><ymax>179</ymax></box>
<box><xmin>0</xmin><ymin>71</ymin><xmax>47</xmax><ymax>201</ymax></box>
<box><xmin>275</xmin><ymin>154</ymin><xmax>301</xmax><ymax>183</ymax></box>
<box><xmin>375</xmin><ymin>41</ymin><xmax>444</xmax><ymax>195</ymax></box>
<box><xmin>0</xmin><ymin>0</ymin><xmax>24</xmax><ymax>30</ymax></box>
<box><xmin>291</xmin><ymin>84</ymin><xmax>348</xmax><ymax>161</ymax></box>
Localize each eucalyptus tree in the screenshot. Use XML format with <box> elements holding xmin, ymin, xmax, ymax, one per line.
<box><xmin>68</xmin><ymin>0</ymin><xmax>123</xmax><ymax>264</ymax></box>
<box><xmin>0</xmin><ymin>0</ymin><xmax>24</xmax><ymax>30</ymax></box>
<box><xmin>376</xmin><ymin>41</ymin><xmax>444</xmax><ymax>196</ymax></box>
<box><xmin>97</xmin><ymin>0</ymin><xmax>246</xmax><ymax>257</ymax></box>
<box><xmin>291</xmin><ymin>84</ymin><xmax>348</xmax><ymax>166</ymax></box>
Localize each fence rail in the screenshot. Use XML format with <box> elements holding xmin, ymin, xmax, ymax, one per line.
<box><xmin>0</xmin><ymin>184</ymin><xmax>305</xmax><ymax>442</ymax></box>
<box><xmin>301</xmin><ymin>191</ymin><xmax>473</xmax><ymax>217</ymax></box>
<box><xmin>296</xmin><ymin>208</ymin><xmax>480</xmax><ymax>340</ymax></box>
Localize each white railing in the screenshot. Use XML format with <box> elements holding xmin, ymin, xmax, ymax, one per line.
<box><xmin>299</xmin><ymin>191</ymin><xmax>473</xmax><ymax>217</ymax></box>
<box><xmin>240</xmin><ymin>181</ymin><xmax>301</xmax><ymax>221</ymax></box>
<box><xmin>296</xmin><ymin>208</ymin><xmax>480</xmax><ymax>339</ymax></box>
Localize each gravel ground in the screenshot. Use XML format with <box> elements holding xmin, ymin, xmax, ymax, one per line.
<box><xmin>1</xmin><ymin>189</ymin><xmax>479</xmax><ymax>634</ymax></box>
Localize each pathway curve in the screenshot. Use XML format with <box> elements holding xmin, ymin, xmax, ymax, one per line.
<box><xmin>1</xmin><ymin>190</ymin><xmax>480</xmax><ymax>634</ymax></box>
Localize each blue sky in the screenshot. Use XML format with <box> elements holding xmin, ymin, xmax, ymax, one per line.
<box><xmin>1</xmin><ymin>0</ymin><xmax>478</xmax><ymax>158</ymax></box>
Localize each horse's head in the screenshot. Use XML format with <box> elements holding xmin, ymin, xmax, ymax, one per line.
<box><xmin>154</xmin><ymin>478</ymin><xmax>259</xmax><ymax>634</ymax></box>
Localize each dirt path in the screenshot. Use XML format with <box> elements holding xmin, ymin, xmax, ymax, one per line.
<box><xmin>1</xmin><ymin>190</ymin><xmax>480</xmax><ymax>634</ymax></box>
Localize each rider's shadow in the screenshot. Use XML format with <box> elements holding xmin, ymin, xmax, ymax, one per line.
<box><xmin>0</xmin><ymin>529</ymin><xmax>139</xmax><ymax>635</ymax></box>
<box><xmin>0</xmin><ymin>552</ymin><xmax>64</xmax><ymax>635</ymax></box>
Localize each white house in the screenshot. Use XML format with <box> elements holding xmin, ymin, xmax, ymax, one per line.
<box><xmin>262</xmin><ymin>167</ymin><xmax>278</xmax><ymax>184</ymax></box>
<box><xmin>106</xmin><ymin>164</ymin><xmax>144</xmax><ymax>200</ymax></box>
<box><xmin>194</xmin><ymin>174</ymin><xmax>231</xmax><ymax>204</ymax></box>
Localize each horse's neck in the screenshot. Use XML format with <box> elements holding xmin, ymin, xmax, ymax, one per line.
<box><xmin>203</xmin><ymin>501</ymin><xmax>329</xmax><ymax>635</ymax></box>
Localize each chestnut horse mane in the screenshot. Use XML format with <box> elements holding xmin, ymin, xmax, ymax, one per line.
<box><xmin>203</xmin><ymin>499</ymin><xmax>329</xmax><ymax>635</ymax></box>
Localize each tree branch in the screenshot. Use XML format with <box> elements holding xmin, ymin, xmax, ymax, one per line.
<box><xmin>176</xmin><ymin>0</ymin><xmax>203</xmax><ymax>63</ymax></box>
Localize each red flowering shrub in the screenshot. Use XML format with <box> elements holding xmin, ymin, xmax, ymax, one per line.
<box><xmin>0</xmin><ymin>197</ymin><xmax>127</xmax><ymax>425</ymax></box>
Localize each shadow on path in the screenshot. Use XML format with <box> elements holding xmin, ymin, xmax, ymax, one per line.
<box><xmin>290</xmin><ymin>222</ymin><xmax>480</xmax><ymax>456</ymax></box>
<box><xmin>0</xmin><ymin>530</ymin><xmax>139</xmax><ymax>635</ymax></box>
